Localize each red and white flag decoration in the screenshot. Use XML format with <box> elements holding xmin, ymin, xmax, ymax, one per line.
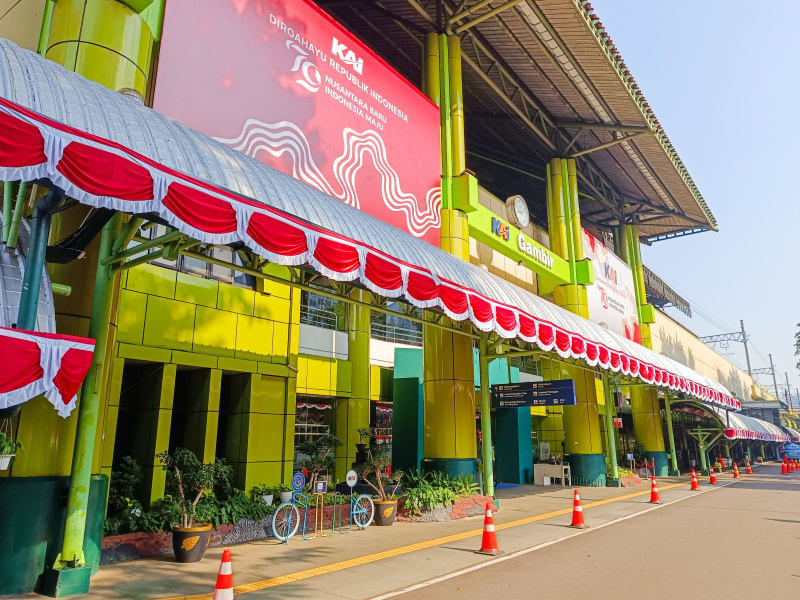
<box><xmin>0</xmin><ymin>90</ymin><xmax>741</xmax><ymax>413</ymax></box>
<box><xmin>0</xmin><ymin>327</ymin><xmax>95</xmax><ymax>417</ymax></box>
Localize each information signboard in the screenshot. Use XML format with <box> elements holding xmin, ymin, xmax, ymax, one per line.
<box><xmin>491</xmin><ymin>380</ymin><xmax>577</xmax><ymax>408</ymax></box>
<box><xmin>784</xmin><ymin>443</ymin><xmax>800</xmax><ymax>459</ymax></box>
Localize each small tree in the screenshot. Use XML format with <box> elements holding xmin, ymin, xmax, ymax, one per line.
<box><xmin>297</xmin><ymin>433</ymin><xmax>342</xmax><ymax>490</ymax></box>
<box><xmin>356</xmin><ymin>428</ymin><xmax>371</xmax><ymax>445</ymax></box>
<box><xmin>157</xmin><ymin>448</ymin><xmax>232</xmax><ymax>528</ymax></box>
<box><xmin>357</xmin><ymin>451</ymin><xmax>402</xmax><ymax>501</ymax></box>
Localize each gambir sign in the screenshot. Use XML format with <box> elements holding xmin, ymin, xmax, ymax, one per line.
<box><xmin>153</xmin><ymin>0</ymin><xmax>441</xmax><ymax>245</ymax></box>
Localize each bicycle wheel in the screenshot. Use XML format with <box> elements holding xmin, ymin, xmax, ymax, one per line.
<box><xmin>272</xmin><ymin>502</ymin><xmax>300</xmax><ymax>542</ymax></box>
<box><xmin>352</xmin><ymin>494</ymin><xmax>375</xmax><ymax>529</ymax></box>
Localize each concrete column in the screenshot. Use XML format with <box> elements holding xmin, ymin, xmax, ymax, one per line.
<box><xmin>630</xmin><ymin>387</ymin><xmax>667</xmax><ymax>476</ymax></box>
<box><xmin>335</xmin><ymin>292</ymin><xmax>371</xmax><ymax>480</ymax></box>
<box><xmin>421</xmin><ymin>323</ymin><xmax>477</xmax><ymax>478</ymax></box>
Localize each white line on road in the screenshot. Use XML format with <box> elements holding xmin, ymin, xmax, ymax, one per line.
<box><xmin>370</xmin><ymin>482</ymin><xmax>734</xmax><ymax>600</ymax></box>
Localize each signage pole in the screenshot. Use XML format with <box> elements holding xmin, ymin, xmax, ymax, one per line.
<box><xmin>478</xmin><ymin>337</ymin><xmax>495</xmax><ymax>498</ymax></box>
<box><xmin>785</xmin><ymin>372</ymin><xmax>792</xmax><ymax>406</ymax></box>
<box><xmin>602</xmin><ymin>375</ymin><xmax>619</xmax><ymax>483</ymax></box>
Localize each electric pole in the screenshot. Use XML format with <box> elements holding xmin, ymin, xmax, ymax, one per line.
<box><xmin>770</xmin><ymin>354</ymin><xmax>779</xmax><ymax>401</ymax></box>
<box><xmin>740</xmin><ymin>320</ymin><xmax>752</xmax><ymax>376</ymax></box>
<box><xmin>786</xmin><ymin>372</ymin><xmax>792</xmax><ymax>405</ymax></box>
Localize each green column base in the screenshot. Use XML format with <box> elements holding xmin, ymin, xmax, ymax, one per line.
<box><xmin>645</xmin><ymin>451</ymin><xmax>669</xmax><ymax>477</ymax></box>
<box><xmin>669</xmin><ymin>468</ymin><xmax>681</xmax><ymax>476</ymax></box>
<box><xmin>607</xmin><ymin>479</ymin><xmax>622</xmax><ymax>487</ymax></box>
<box><xmin>421</xmin><ymin>458</ymin><xmax>477</xmax><ymax>479</ymax></box>
<box><xmin>40</xmin><ymin>566</ymin><xmax>91</xmax><ymax>597</ymax></box>
<box><xmin>565</xmin><ymin>453</ymin><xmax>606</xmax><ymax>486</ymax></box>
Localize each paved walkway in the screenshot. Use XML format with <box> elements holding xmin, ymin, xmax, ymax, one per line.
<box><xmin>392</xmin><ymin>463</ymin><xmax>797</xmax><ymax>600</ymax></box>
<box><xmin>22</xmin><ymin>471</ymin><xmax>734</xmax><ymax>600</ymax></box>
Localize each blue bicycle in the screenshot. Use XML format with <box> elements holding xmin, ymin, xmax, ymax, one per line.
<box><xmin>272</xmin><ymin>490</ymin><xmax>374</xmax><ymax>542</ymax></box>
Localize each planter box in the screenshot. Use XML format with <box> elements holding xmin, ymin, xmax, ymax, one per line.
<box><xmin>397</xmin><ymin>495</ymin><xmax>496</xmax><ymax>522</ymax></box>
<box><xmin>101</xmin><ymin>525</ymin><xmax>233</xmax><ymax>564</ymax></box>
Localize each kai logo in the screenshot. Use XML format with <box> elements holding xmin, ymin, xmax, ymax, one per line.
<box><xmin>332</xmin><ymin>37</ymin><xmax>363</xmax><ymax>74</ymax></box>
<box><xmin>492</xmin><ymin>217</ymin><xmax>510</xmax><ymax>241</ymax></box>
<box><xmin>604</xmin><ymin>263</ymin><xmax>618</xmax><ymax>285</ymax></box>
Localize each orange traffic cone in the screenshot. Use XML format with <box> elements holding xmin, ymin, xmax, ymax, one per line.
<box><xmin>781</xmin><ymin>462</ymin><xmax>788</xmax><ymax>474</ymax></box>
<box><xmin>213</xmin><ymin>550</ymin><xmax>234</xmax><ymax>600</ymax></box>
<box><xmin>690</xmin><ymin>469</ymin><xmax>700</xmax><ymax>491</ymax></box>
<box><xmin>709</xmin><ymin>468</ymin><xmax>717</xmax><ymax>485</ymax></box>
<box><xmin>733</xmin><ymin>463</ymin><xmax>740</xmax><ymax>479</ymax></box>
<box><xmin>746</xmin><ymin>460</ymin><xmax>753</xmax><ymax>474</ymax></box>
<box><xmin>475</xmin><ymin>503</ymin><xmax>503</xmax><ymax>555</ymax></box>
<box><xmin>649</xmin><ymin>476</ymin><xmax>661</xmax><ymax>504</ymax></box>
<box><xmin>570</xmin><ymin>489</ymin><xmax>588</xmax><ymax>528</ymax></box>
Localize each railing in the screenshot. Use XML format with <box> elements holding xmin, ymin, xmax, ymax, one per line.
<box><xmin>300</xmin><ymin>304</ymin><xmax>338</xmax><ymax>330</ymax></box>
<box><xmin>370</xmin><ymin>322</ymin><xmax>423</xmax><ymax>346</ymax></box>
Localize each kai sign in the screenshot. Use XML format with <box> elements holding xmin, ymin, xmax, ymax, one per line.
<box><xmin>582</xmin><ymin>229</ymin><xmax>639</xmax><ymax>342</ymax></box>
<box><xmin>153</xmin><ymin>0</ymin><xmax>442</xmax><ymax>245</ymax></box>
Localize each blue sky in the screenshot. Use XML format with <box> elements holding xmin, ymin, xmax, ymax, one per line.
<box><xmin>592</xmin><ymin>1</ymin><xmax>800</xmax><ymax>401</ymax></box>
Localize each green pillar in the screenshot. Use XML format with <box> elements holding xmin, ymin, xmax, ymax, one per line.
<box><xmin>17</xmin><ymin>188</ymin><xmax>65</xmax><ymax>330</ymax></box>
<box><xmin>1</xmin><ymin>181</ymin><xmax>15</xmax><ymax>243</ymax></box>
<box><xmin>698</xmin><ymin>439</ymin><xmax>709</xmax><ymax>476</ymax></box>
<box><xmin>603</xmin><ymin>377</ymin><xmax>619</xmax><ymax>485</ymax></box>
<box><xmin>664</xmin><ymin>394</ymin><xmax>680</xmax><ymax>475</ymax></box>
<box><xmin>494</xmin><ymin>361</ymin><xmax>532</xmax><ymax>485</ymax></box>
<box><xmin>335</xmin><ymin>291</ymin><xmax>370</xmax><ymax>480</ymax></box>
<box><xmin>478</xmin><ymin>339</ymin><xmax>495</xmax><ymax>495</ymax></box>
<box><xmin>51</xmin><ymin>214</ymin><xmax>121</xmax><ymax>578</ymax></box>
<box><xmin>391</xmin><ymin>349</ymin><xmax>424</xmax><ymax>474</ymax></box>
<box><xmin>6</xmin><ymin>181</ymin><xmax>30</xmax><ymax>250</ymax></box>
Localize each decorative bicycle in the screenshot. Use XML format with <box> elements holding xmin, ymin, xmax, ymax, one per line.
<box><xmin>271</xmin><ymin>473</ymin><xmax>375</xmax><ymax>543</ymax></box>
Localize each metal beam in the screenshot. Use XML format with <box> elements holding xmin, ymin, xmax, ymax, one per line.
<box><xmin>447</xmin><ymin>0</ymin><xmax>494</xmax><ymax>24</ymax></box>
<box><xmin>569</xmin><ymin>131</ymin><xmax>650</xmax><ymax>158</ymax></box>
<box><xmin>558</xmin><ymin>121</ymin><xmax>651</xmax><ymax>134</ymax></box>
<box><xmin>454</xmin><ymin>0</ymin><xmax>522</xmax><ymax>33</ymax></box>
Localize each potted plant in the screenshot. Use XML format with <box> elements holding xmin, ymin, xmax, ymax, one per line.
<box><xmin>0</xmin><ymin>430</ymin><xmax>22</xmax><ymax>470</ymax></box>
<box><xmin>279</xmin><ymin>484</ymin><xmax>293</xmax><ymax>504</ymax></box>
<box><xmin>356</xmin><ymin>427</ymin><xmax>371</xmax><ymax>464</ymax></box>
<box><xmin>357</xmin><ymin>451</ymin><xmax>402</xmax><ymax>526</ymax></box>
<box><xmin>253</xmin><ymin>484</ymin><xmax>275</xmax><ymax>505</ymax></box>
<box><xmin>157</xmin><ymin>448</ymin><xmax>231</xmax><ymax>563</ymax></box>
<box><xmin>297</xmin><ymin>433</ymin><xmax>342</xmax><ymax>490</ymax></box>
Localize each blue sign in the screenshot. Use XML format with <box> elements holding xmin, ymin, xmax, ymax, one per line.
<box><xmin>291</xmin><ymin>472</ymin><xmax>306</xmax><ymax>492</ymax></box>
<box><xmin>491</xmin><ymin>380</ymin><xmax>577</xmax><ymax>408</ymax></box>
<box><xmin>785</xmin><ymin>443</ymin><xmax>800</xmax><ymax>459</ymax></box>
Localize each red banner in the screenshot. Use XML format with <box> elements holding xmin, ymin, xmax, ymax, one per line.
<box><xmin>153</xmin><ymin>0</ymin><xmax>442</xmax><ymax>245</ymax></box>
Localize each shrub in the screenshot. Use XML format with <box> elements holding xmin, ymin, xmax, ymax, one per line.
<box><xmin>297</xmin><ymin>434</ymin><xmax>342</xmax><ymax>490</ymax></box>
<box><xmin>157</xmin><ymin>448</ymin><xmax>233</xmax><ymax>528</ymax></box>
<box><xmin>357</xmin><ymin>451</ymin><xmax>402</xmax><ymax>501</ymax></box>
<box><xmin>401</xmin><ymin>470</ymin><xmax>480</xmax><ymax>517</ymax></box>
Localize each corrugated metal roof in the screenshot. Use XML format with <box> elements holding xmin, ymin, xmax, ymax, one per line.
<box><xmin>321</xmin><ymin>0</ymin><xmax>716</xmax><ymax>238</ymax></box>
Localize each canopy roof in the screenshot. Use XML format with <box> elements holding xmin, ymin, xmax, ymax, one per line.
<box><xmin>712</xmin><ymin>407</ymin><xmax>788</xmax><ymax>443</ymax></box>
<box><xmin>321</xmin><ymin>0</ymin><xmax>716</xmax><ymax>240</ymax></box>
<box><xmin>783</xmin><ymin>428</ymin><xmax>800</xmax><ymax>442</ymax></box>
<box><xmin>0</xmin><ymin>39</ymin><xmax>737</xmax><ymax>411</ymax></box>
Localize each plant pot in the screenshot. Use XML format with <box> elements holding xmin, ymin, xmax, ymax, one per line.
<box><xmin>374</xmin><ymin>500</ymin><xmax>398</xmax><ymax>526</ymax></box>
<box><xmin>355</xmin><ymin>443</ymin><xmax>368</xmax><ymax>464</ymax></box>
<box><xmin>172</xmin><ymin>524</ymin><xmax>213</xmax><ymax>563</ymax></box>
<box><xmin>280</xmin><ymin>491</ymin><xmax>293</xmax><ymax>503</ymax></box>
<box><xmin>0</xmin><ymin>454</ymin><xmax>14</xmax><ymax>470</ymax></box>
<box><xmin>261</xmin><ymin>494</ymin><xmax>274</xmax><ymax>505</ymax></box>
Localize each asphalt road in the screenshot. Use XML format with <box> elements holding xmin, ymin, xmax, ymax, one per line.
<box><xmin>393</xmin><ymin>465</ymin><xmax>800</xmax><ymax>600</ymax></box>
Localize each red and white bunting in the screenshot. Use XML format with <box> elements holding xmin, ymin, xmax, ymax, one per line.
<box><xmin>0</xmin><ymin>97</ymin><xmax>741</xmax><ymax>413</ymax></box>
<box><xmin>0</xmin><ymin>327</ymin><xmax>95</xmax><ymax>417</ymax></box>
